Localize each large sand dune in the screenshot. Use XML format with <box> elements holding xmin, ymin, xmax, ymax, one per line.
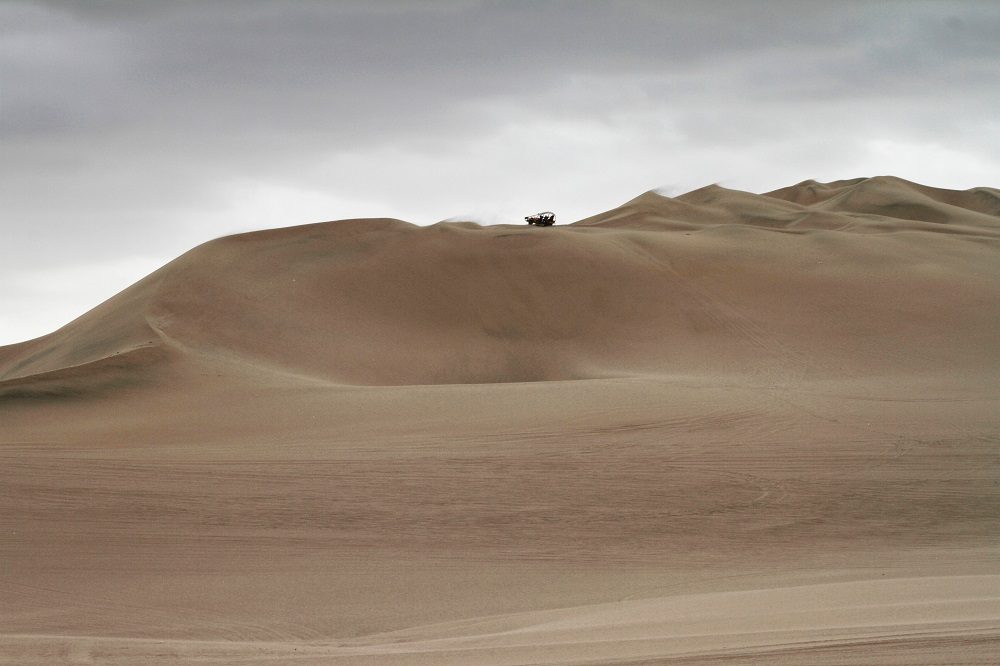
<box><xmin>2</xmin><ymin>176</ymin><xmax>998</xmax><ymax>664</ymax></box>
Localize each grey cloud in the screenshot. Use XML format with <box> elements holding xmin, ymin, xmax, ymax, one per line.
<box><xmin>11</xmin><ymin>1</ymin><xmax>981</xmax><ymax>141</ymax></box>
<box><xmin>6</xmin><ymin>2</ymin><xmax>994</xmax><ymax>152</ymax></box>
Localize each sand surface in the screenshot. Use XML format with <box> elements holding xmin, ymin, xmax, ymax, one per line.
<box><xmin>2</xmin><ymin>176</ymin><xmax>999</xmax><ymax>663</ymax></box>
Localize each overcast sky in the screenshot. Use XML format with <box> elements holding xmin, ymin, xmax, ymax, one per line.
<box><xmin>2</xmin><ymin>0</ymin><xmax>999</xmax><ymax>344</ymax></box>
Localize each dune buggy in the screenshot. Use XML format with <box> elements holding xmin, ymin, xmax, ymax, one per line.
<box><xmin>525</xmin><ymin>211</ymin><xmax>556</xmax><ymax>226</ymax></box>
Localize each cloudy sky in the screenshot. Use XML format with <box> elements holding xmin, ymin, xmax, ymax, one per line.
<box><xmin>2</xmin><ymin>0</ymin><xmax>999</xmax><ymax>344</ymax></box>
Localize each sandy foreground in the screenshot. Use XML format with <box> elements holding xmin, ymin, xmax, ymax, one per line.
<box><xmin>1</xmin><ymin>176</ymin><xmax>999</xmax><ymax>664</ymax></box>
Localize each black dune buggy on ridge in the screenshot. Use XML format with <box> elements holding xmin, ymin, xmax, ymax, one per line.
<box><xmin>524</xmin><ymin>211</ymin><xmax>556</xmax><ymax>226</ymax></box>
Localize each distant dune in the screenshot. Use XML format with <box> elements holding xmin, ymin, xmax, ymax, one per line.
<box><xmin>2</xmin><ymin>177</ymin><xmax>999</xmax><ymax>664</ymax></box>
<box><xmin>2</xmin><ymin>176</ymin><xmax>998</xmax><ymax>389</ymax></box>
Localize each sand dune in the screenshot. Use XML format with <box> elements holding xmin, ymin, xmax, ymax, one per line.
<box><xmin>2</xmin><ymin>177</ymin><xmax>998</xmax><ymax>664</ymax></box>
<box><xmin>3</xmin><ymin>576</ymin><xmax>998</xmax><ymax>664</ymax></box>
<box><xmin>2</xmin><ymin>176</ymin><xmax>998</xmax><ymax>387</ymax></box>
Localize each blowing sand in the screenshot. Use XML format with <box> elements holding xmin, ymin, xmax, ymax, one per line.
<box><xmin>2</xmin><ymin>176</ymin><xmax>999</xmax><ymax>664</ymax></box>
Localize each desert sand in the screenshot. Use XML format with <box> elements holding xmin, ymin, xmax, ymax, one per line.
<box><xmin>2</xmin><ymin>175</ymin><xmax>998</xmax><ymax>664</ymax></box>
